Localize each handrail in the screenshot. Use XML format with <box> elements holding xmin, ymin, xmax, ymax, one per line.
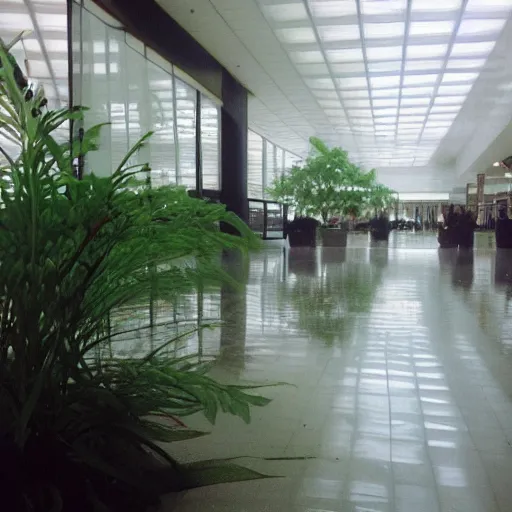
<box><xmin>248</xmin><ymin>198</ymin><xmax>287</xmax><ymax>240</ymax></box>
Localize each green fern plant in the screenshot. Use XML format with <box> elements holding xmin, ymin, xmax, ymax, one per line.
<box><xmin>0</xmin><ymin>46</ymin><xmax>272</xmax><ymax>512</ymax></box>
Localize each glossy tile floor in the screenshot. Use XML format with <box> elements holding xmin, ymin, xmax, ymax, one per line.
<box><xmin>168</xmin><ymin>232</ymin><xmax>512</xmax><ymax>512</ymax></box>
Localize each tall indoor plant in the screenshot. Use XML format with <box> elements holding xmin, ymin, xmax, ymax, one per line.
<box><xmin>0</xmin><ymin>46</ymin><xmax>274</xmax><ymax>512</ymax></box>
<box><xmin>268</xmin><ymin>137</ymin><xmax>376</xmax><ymax>247</ymax></box>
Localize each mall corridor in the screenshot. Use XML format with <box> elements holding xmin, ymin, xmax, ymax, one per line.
<box><xmin>169</xmin><ymin>233</ymin><xmax>512</xmax><ymax>512</ymax></box>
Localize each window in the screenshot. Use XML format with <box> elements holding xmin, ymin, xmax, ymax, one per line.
<box><xmin>175</xmin><ymin>79</ymin><xmax>196</xmax><ymax>189</ymax></box>
<box><xmin>148</xmin><ymin>61</ymin><xmax>176</xmax><ymax>187</ymax></box>
<box><xmin>248</xmin><ymin>131</ymin><xmax>264</xmax><ymax>199</ymax></box>
<box><xmin>265</xmin><ymin>140</ymin><xmax>276</xmax><ymax>192</ymax></box>
<box><xmin>200</xmin><ymin>96</ymin><xmax>220</xmax><ymax>190</ymax></box>
<box><xmin>73</xmin><ymin>5</ymin><xmax>220</xmax><ymax>192</ymax></box>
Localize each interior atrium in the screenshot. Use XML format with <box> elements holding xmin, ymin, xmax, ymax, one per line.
<box><xmin>2</xmin><ymin>1</ymin><xmax>512</xmax><ymax>512</ymax></box>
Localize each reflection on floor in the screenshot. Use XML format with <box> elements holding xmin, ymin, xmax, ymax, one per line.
<box><xmin>167</xmin><ymin>232</ymin><xmax>512</xmax><ymax>512</ymax></box>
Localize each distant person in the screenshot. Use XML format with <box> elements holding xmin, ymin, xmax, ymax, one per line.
<box><xmin>445</xmin><ymin>204</ymin><xmax>457</xmax><ymax>229</ymax></box>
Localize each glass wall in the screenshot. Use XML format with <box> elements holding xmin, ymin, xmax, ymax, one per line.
<box><xmin>247</xmin><ymin>129</ymin><xmax>302</xmax><ymax>200</ymax></box>
<box><xmin>72</xmin><ymin>2</ymin><xmax>220</xmax><ymax>191</ymax></box>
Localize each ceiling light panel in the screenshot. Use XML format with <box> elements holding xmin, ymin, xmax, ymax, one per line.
<box><xmin>295</xmin><ymin>63</ymin><xmax>330</xmax><ymax>75</ymax></box>
<box><xmin>403</xmin><ymin>74</ymin><xmax>438</xmax><ymax>86</ymax></box>
<box><xmin>401</xmin><ymin>97</ymin><xmax>431</xmax><ymax>105</ymax></box>
<box><xmin>441</xmin><ymin>72</ymin><xmax>478</xmax><ymax>84</ymax></box>
<box><xmin>308</xmin><ymin>0</ymin><xmax>358</xmax><ymax>18</ymax></box>
<box><xmin>465</xmin><ymin>0</ymin><xmax>512</xmax><ymax>13</ymax></box>
<box><xmin>399</xmin><ymin>116</ymin><xmax>425</xmax><ymax>123</ymax></box>
<box><xmin>401</xmin><ymin>86</ymin><xmax>434</xmax><ymax>97</ymax></box>
<box><xmin>262</xmin><ymin>3</ymin><xmax>308</xmax><ymax>22</ymax></box>
<box><xmin>375</xmin><ymin>116</ymin><xmax>398</xmax><ymax>124</ymax></box>
<box><xmin>373</xmin><ymin>98</ymin><xmax>399</xmax><ymax>107</ymax></box>
<box><xmin>371</xmin><ymin>75</ymin><xmax>401</xmax><ymax>88</ymax></box>
<box><xmin>372</xmin><ymin>88</ymin><xmax>400</xmax><ymax>98</ymax></box>
<box><xmin>364</xmin><ymin>22</ymin><xmax>405</xmax><ymax>40</ymax></box>
<box><xmin>318</xmin><ymin>99</ymin><xmax>342</xmax><ymax>108</ymax></box>
<box><xmin>428</xmin><ymin>113</ymin><xmax>458</xmax><ymax>121</ymax></box>
<box><xmin>351</xmin><ymin>118</ymin><xmax>374</xmax><ymax>126</ymax></box>
<box><xmin>368</xmin><ymin>61</ymin><xmax>402</xmax><ymax>73</ymax></box>
<box><xmin>324</xmin><ymin>108</ymin><xmax>346</xmax><ymax>116</ymax></box>
<box><xmin>366</xmin><ymin>46</ymin><xmax>403</xmax><ymax>61</ymax></box>
<box><xmin>438</xmin><ymin>84</ymin><xmax>473</xmax><ymax>95</ymax></box>
<box><xmin>275</xmin><ymin>27</ymin><xmax>316</xmax><ymax>44</ymax></box>
<box><xmin>374</xmin><ymin>108</ymin><xmax>398</xmax><ymax>117</ymax></box>
<box><xmin>344</xmin><ymin>99</ymin><xmax>372</xmax><ymax>108</ymax></box>
<box><xmin>405</xmin><ymin>60</ymin><xmax>444</xmax><ymax>72</ymax></box>
<box><xmin>318</xmin><ymin>25</ymin><xmax>361</xmax><ymax>42</ymax></box>
<box><xmin>457</xmin><ymin>19</ymin><xmax>507</xmax><ymax>37</ymax></box>
<box><xmin>424</xmin><ymin>121</ymin><xmax>452</xmax><ymax>128</ymax></box>
<box><xmin>450</xmin><ymin>41</ymin><xmax>496</xmax><ymax>58</ymax></box>
<box><xmin>337</xmin><ymin>77</ymin><xmax>368</xmax><ymax>89</ymax></box>
<box><xmin>447</xmin><ymin>59</ymin><xmax>486</xmax><ymax>70</ymax></box>
<box><xmin>409</xmin><ymin>21</ymin><xmax>454</xmax><ymax>37</ymax></box>
<box><xmin>331</xmin><ymin>62</ymin><xmax>366</xmax><ymax>73</ymax></box>
<box><xmin>411</xmin><ymin>0</ymin><xmax>462</xmax><ymax>12</ymax></box>
<box><xmin>305</xmin><ymin>78</ymin><xmax>336</xmax><ymax>89</ymax></box>
<box><xmin>361</xmin><ymin>0</ymin><xmax>407</xmax><ymax>15</ymax></box>
<box><xmin>326</xmin><ymin>48</ymin><xmax>365</xmax><ymax>62</ymax></box>
<box><xmin>430</xmin><ymin>105</ymin><xmax>461</xmax><ymax>113</ymax></box>
<box><xmin>400</xmin><ymin>107</ymin><xmax>429</xmax><ymax>115</ymax></box>
<box><xmin>434</xmin><ymin>95</ymin><xmax>466</xmax><ymax>105</ymax></box>
<box><xmin>312</xmin><ymin>89</ymin><xmax>339</xmax><ymax>98</ymax></box>
<box><xmin>290</xmin><ymin>50</ymin><xmax>325</xmax><ymax>63</ymax></box>
<box><xmin>407</xmin><ymin>45</ymin><xmax>448</xmax><ymax>59</ymax></box>
<box><xmin>340</xmin><ymin>89</ymin><xmax>370</xmax><ymax>99</ymax></box>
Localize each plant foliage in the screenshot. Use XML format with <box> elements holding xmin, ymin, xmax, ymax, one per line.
<box><xmin>0</xmin><ymin>45</ymin><xmax>271</xmax><ymax>512</ymax></box>
<box><xmin>367</xmin><ymin>183</ymin><xmax>396</xmax><ymax>215</ymax></box>
<box><xmin>267</xmin><ymin>137</ymin><xmax>395</xmax><ymax>224</ymax></box>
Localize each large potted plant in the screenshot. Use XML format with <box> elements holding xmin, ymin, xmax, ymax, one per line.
<box><xmin>0</xmin><ymin>47</ymin><xmax>277</xmax><ymax>512</ymax></box>
<box><xmin>268</xmin><ymin>137</ymin><xmax>375</xmax><ymax>247</ymax></box>
<box><xmin>367</xmin><ymin>184</ymin><xmax>395</xmax><ymax>241</ymax></box>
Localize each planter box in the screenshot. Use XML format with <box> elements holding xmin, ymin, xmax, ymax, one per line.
<box><xmin>496</xmin><ymin>219</ymin><xmax>512</xmax><ymax>249</ymax></box>
<box><xmin>288</xmin><ymin>229</ymin><xmax>317</xmax><ymax>248</ymax></box>
<box><xmin>370</xmin><ymin>229</ymin><xmax>390</xmax><ymax>242</ymax></box>
<box><xmin>321</xmin><ymin>228</ymin><xmax>348</xmax><ymax>247</ymax></box>
<box><xmin>438</xmin><ymin>227</ymin><xmax>457</xmax><ymax>249</ymax></box>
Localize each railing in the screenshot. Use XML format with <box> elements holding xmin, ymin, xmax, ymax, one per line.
<box><xmin>248</xmin><ymin>198</ymin><xmax>287</xmax><ymax>240</ymax></box>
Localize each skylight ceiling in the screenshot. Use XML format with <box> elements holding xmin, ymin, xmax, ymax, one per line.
<box><xmin>0</xmin><ymin>0</ymin><xmax>68</xmax><ymax>108</ymax></box>
<box><xmin>258</xmin><ymin>0</ymin><xmax>512</xmax><ymax>167</ymax></box>
<box><xmin>0</xmin><ymin>0</ymin><xmax>68</xmax><ymax>161</ymax></box>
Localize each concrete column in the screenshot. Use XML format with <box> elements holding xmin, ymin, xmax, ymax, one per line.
<box><xmin>220</xmin><ymin>71</ymin><xmax>249</xmax><ymax>227</ymax></box>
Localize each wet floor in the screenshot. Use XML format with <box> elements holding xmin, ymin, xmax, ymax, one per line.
<box><xmin>168</xmin><ymin>232</ymin><xmax>512</xmax><ymax>512</ymax></box>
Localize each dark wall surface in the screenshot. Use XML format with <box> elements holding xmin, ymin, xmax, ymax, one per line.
<box><xmin>221</xmin><ymin>71</ymin><xmax>249</xmax><ymax>223</ymax></box>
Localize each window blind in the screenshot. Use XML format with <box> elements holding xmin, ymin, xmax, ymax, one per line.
<box><xmin>175</xmin><ymin>78</ymin><xmax>196</xmax><ymax>189</ymax></box>
<box><xmin>200</xmin><ymin>95</ymin><xmax>220</xmax><ymax>190</ymax></box>
<box><xmin>248</xmin><ymin>130</ymin><xmax>263</xmax><ymax>199</ymax></box>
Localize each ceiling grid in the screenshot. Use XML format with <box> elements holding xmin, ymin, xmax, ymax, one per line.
<box><xmin>257</xmin><ymin>0</ymin><xmax>512</xmax><ymax>168</ymax></box>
